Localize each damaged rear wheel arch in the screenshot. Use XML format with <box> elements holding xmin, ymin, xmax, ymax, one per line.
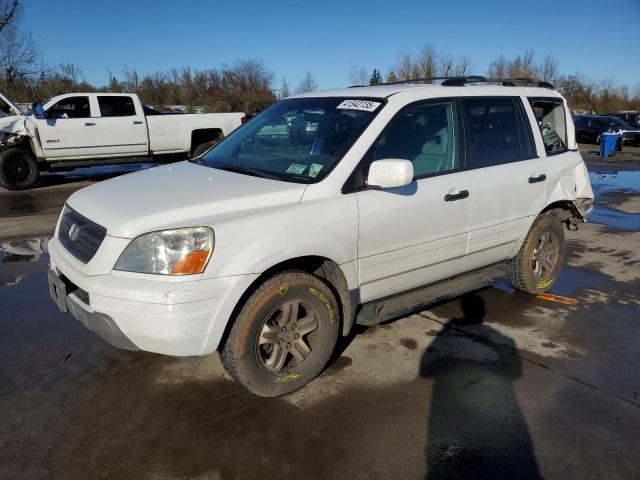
<box><xmin>540</xmin><ymin>200</ymin><xmax>586</xmax><ymax>230</ymax></box>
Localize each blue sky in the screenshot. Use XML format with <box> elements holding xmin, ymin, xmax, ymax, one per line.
<box><xmin>24</xmin><ymin>0</ymin><xmax>640</xmax><ymax>90</ymax></box>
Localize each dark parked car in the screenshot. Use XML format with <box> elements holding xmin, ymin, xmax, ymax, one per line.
<box><xmin>605</xmin><ymin>112</ymin><xmax>640</xmax><ymax>129</ymax></box>
<box><xmin>573</xmin><ymin>115</ymin><xmax>640</xmax><ymax>146</ymax></box>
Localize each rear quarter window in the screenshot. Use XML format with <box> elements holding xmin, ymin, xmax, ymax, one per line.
<box><xmin>528</xmin><ymin>98</ymin><xmax>568</xmax><ymax>155</ymax></box>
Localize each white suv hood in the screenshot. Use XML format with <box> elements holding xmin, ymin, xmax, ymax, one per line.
<box><xmin>66</xmin><ymin>161</ymin><xmax>308</xmax><ymax>238</ymax></box>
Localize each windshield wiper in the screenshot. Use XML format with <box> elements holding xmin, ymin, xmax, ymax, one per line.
<box><xmin>213</xmin><ymin>163</ymin><xmax>281</xmax><ymax>180</ymax></box>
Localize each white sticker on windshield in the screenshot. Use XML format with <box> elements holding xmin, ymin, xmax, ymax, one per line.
<box><xmin>336</xmin><ymin>99</ymin><xmax>381</xmax><ymax>112</ymax></box>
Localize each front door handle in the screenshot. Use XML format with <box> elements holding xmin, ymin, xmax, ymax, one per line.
<box><xmin>444</xmin><ymin>189</ymin><xmax>469</xmax><ymax>202</ymax></box>
<box><xmin>82</xmin><ymin>122</ymin><xmax>95</xmax><ymax>126</ymax></box>
<box><xmin>131</xmin><ymin>120</ymin><xmax>143</xmax><ymax>125</ymax></box>
<box><xmin>528</xmin><ymin>174</ymin><xmax>547</xmax><ymax>184</ymax></box>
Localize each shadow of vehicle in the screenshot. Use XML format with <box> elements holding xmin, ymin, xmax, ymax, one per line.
<box><xmin>420</xmin><ymin>293</ymin><xmax>539</xmax><ymax>479</ymax></box>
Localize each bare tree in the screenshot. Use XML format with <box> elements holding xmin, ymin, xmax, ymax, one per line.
<box><xmin>221</xmin><ymin>60</ymin><xmax>276</xmax><ymax>113</ymax></box>
<box><xmin>536</xmin><ymin>54</ymin><xmax>559</xmax><ymax>84</ymax></box>
<box><xmin>438</xmin><ymin>53</ymin><xmax>454</xmax><ymax>77</ymax></box>
<box><xmin>395</xmin><ymin>54</ymin><xmax>413</xmax><ymax>81</ymax></box>
<box><xmin>278</xmin><ymin>77</ymin><xmax>290</xmax><ymax>99</ymax></box>
<box><xmin>453</xmin><ymin>56</ymin><xmax>472</xmax><ymax>77</ymax></box>
<box><xmin>508</xmin><ymin>50</ymin><xmax>536</xmax><ymax>78</ymax></box>
<box><xmin>296</xmin><ymin>71</ymin><xmax>317</xmax><ymax>94</ymax></box>
<box><xmin>122</xmin><ymin>65</ymin><xmax>140</xmax><ymax>93</ymax></box>
<box><xmin>0</xmin><ymin>25</ymin><xmax>39</xmax><ymax>82</ymax></box>
<box><xmin>417</xmin><ymin>45</ymin><xmax>437</xmax><ymax>79</ymax></box>
<box><xmin>349</xmin><ymin>66</ymin><xmax>368</xmax><ymax>86</ymax></box>
<box><xmin>57</xmin><ymin>62</ymin><xmax>83</xmax><ymax>88</ymax></box>
<box><xmin>557</xmin><ymin>74</ymin><xmax>597</xmax><ymax>113</ymax></box>
<box><xmin>0</xmin><ymin>0</ymin><xmax>19</xmax><ymax>32</ymax></box>
<box><xmin>488</xmin><ymin>55</ymin><xmax>508</xmax><ymax>78</ymax></box>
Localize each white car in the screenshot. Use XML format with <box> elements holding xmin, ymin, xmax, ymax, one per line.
<box><xmin>0</xmin><ymin>92</ymin><xmax>245</xmax><ymax>190</ymax></box>
<box><xmin>47</xmin><ymin>78</ymin><xmax>594</xmax><ymax>396</ymax></box>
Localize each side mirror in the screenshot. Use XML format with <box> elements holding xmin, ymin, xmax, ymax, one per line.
<box><xmin>367</xmin><ymin>159</ymin><xmax>414</xmax><ymax>189</ymax></box>
<box><xmin>32</xmin><ymin>103</ymin><xmax>45</xmax><ymax>119</ymax></box>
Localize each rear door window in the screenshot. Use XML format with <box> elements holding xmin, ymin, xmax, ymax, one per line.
<box><xmin>98</xmin><ymin>96</ymin><xmax>137</xmax><ymax>117</ymax></box>
<box><xmin>461</xmin><ymin>98</ymin><xmax>533</xmax><ymax>169</ymax></box>
<box><xmin>528</xmin><ymin>98</ymin><xmax>568</xmax><ymax>154</ymax></box>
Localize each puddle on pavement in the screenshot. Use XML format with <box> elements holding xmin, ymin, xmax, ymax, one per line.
<box><xmin>588</xmin><ymin>170</ymin><xmax>640</xmax><ymax>230</ymax></box>
<box><xmin>548</xmin><ymin>265</ymin><xmax>612</xmax><ymax>298</ymax></box>
<box><xmin>588</xmin><ymin>205</ymin><xmax>640</xmax><ymax>230</ymax></box>
<box><xmin>0</xmin><ymin>237</ymin><xmax>49</xmax><ymax>286</ymax></box>
<box><xmin>589</xmin><ymin>170</ymin><xmax>640</xmax><ymax>196</ymax></box>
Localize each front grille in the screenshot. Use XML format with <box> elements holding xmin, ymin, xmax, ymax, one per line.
<box><xmin>58</xmin><ymin>206</ymin><xmax>107</xmax><ymax>263</ymax></box>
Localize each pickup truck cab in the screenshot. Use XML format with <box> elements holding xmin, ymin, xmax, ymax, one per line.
<box><xmin>47</xmin><ymin>78</ymin><xmax>594</xmax><ymax>397</ymax></box>
<box><xmin>0</xmin><ymin>92</ymin><xmax>245</xmax><ymax>190</ymax></box>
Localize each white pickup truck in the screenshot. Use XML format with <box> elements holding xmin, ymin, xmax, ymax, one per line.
<box><xmin>0</xmin><ymin>92</ymin><xmax>246</xmax><ymax>189</ymax></box>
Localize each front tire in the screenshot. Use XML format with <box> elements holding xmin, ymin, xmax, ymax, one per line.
<box><xmin>0</xmin><ymin>148</ymin><xmax>39</xmax><ymax>190</ymax></box>
<box><xmin>510</xmin><ymin>213</ymin><xmax>565</xmax><ymax>294</ymax></box>
<box><xmin>221</xmin><ymin>271</ymin><xmax>339</xmax><ymax>397</ymax></box>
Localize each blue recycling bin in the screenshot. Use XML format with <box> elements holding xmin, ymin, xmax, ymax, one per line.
<box><xmin>600</xmin><ymin>132</ymin><xmax>620</xmax><ymax>157</ymax></box>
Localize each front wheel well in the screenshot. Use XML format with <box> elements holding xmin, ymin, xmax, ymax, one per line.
<box><xmin>217</xmin><ymin>256</ymin><xmax>354</xmax><ymax>351</ymax></box>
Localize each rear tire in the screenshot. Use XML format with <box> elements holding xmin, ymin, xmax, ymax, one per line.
<box><xmin>221</xmin><ymin>271</ymin><xmax>339</xmax><ymax>397</ymax></box>
<box><xmin>510</xmin><ymin>213</ymin><xmax>565</xmax><ymax>294</ymax></box>
<box><xmin>0</xmin><ymin>148</ymin><xmax>39</xmax><ymax>190</ymax></box>
<box><xmin>192</xmin><ymin>140</ymin><xmax>220</xmax><ymax>158</ymax></box>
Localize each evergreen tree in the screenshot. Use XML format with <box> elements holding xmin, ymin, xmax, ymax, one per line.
<box><xmin>369</xmin><ymin>68</ymin><xmax>383</xmax><ymax>85</ymax></box>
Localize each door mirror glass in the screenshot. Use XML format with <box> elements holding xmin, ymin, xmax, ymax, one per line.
<box><xmin>32</xmin><ymin>103</ymin><xmax>45</xmax><ymax>119</ymax></box>
<box><xmin>367</xmin><ymin>159</ymin><xmax>414</xmax><ymax>189</ymax></box>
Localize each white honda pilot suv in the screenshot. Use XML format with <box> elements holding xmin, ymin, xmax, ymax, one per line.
<box><xmin>47</xmin><ymin>78</ymin><xmax>594</xmax><ymax>396</ymax></box>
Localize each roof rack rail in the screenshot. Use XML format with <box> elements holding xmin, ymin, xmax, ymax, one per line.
<box><xmin>379</xmin><ymin>76</ymin><xmax>554</xmax><ymax>89</ymax></box>
<box><xmin>491</xmin><ymin>77</ymin><xmax>555</xmax><ymax>89</ymax></box>
<box><xmin>381</xmin><ymin>76</ymin><xmax>486</xmax><ymax>86</ymax></box>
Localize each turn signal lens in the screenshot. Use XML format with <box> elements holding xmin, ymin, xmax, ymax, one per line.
<box><xmin>170</xmin><ymin>249</ymin><xmax>211</xmax><ymax>275</ymax></box>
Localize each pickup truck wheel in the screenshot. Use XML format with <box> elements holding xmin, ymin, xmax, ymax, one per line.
<box><xmin>192</xmin><ymin>140</ymin><xmax>219</xmax><ymax>158</ymax></box>
<box><xmin>221</xmin><ymin>271</ymin><xmax>339</xmax><ymax>397</ymax></box>
<box><xmin>0</xmin><ymin>148</ymin><xmax>39</xmax><ymax>190</ymax></box>
<box><xmin>510</xmin><ymin>213</ymin><xmax>565</xmax><ymax>294</ymax></box>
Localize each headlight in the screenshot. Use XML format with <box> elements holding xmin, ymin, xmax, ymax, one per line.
<box><xmin>114</xmin><ymin>227</ymin><xmax>214</xmax><ymax>275</ymax></box>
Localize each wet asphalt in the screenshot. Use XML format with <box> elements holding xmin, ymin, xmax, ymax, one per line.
<box><xmin>0</xmin><ymin>160</ymin><xmax>639</xmax><ymax>479</ymax></box>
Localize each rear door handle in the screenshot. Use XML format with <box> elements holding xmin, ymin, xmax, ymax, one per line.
<box><xmin>131</xmin><ymin>120</ymin><xmax>143</xmax><ymax>125</ymax></box>
<box><xmin>528</xmin><ymin>174</ymin><xmax>546</xmax><ymax>184</ymax></box>
<box><xmin>444</xmin><ymin>189</ymin><xmax>469</xmax><ymax>202</ymax></box>
<box><xmin>82</xmin><ymin>122</ymin><xmax>95</xmax><ymax>126</ymax></box>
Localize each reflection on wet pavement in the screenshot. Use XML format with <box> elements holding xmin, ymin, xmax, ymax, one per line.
<box><xmin>588</xmin><ymin>205</ymin><xmax>640</xmax><ymax>230</ymax></box>
<box><xmin>0</xmin><ymin>237</ymin><xmax>49</xmax><ymax>286</ymax></box>
<box><xmin>590</xmin><ymin>170</ymin><xmax>640</xmax><ymax>195</ymax></box>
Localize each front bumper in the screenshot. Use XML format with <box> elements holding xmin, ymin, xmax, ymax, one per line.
<box><xmin>47</xmin><ymin>237</ymin><xmax>258</xmax><ymax>356</ymax></box>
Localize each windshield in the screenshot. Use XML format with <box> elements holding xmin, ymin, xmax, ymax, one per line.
<box><xmin>603</xmin><ymin>117</ymin><xmax>626</xmax><ymax>127</ymax></box>
<box><xmin>194</xmin><ymin>97</ymin><xmax>384</xmax><ymax>183</ymax></box>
